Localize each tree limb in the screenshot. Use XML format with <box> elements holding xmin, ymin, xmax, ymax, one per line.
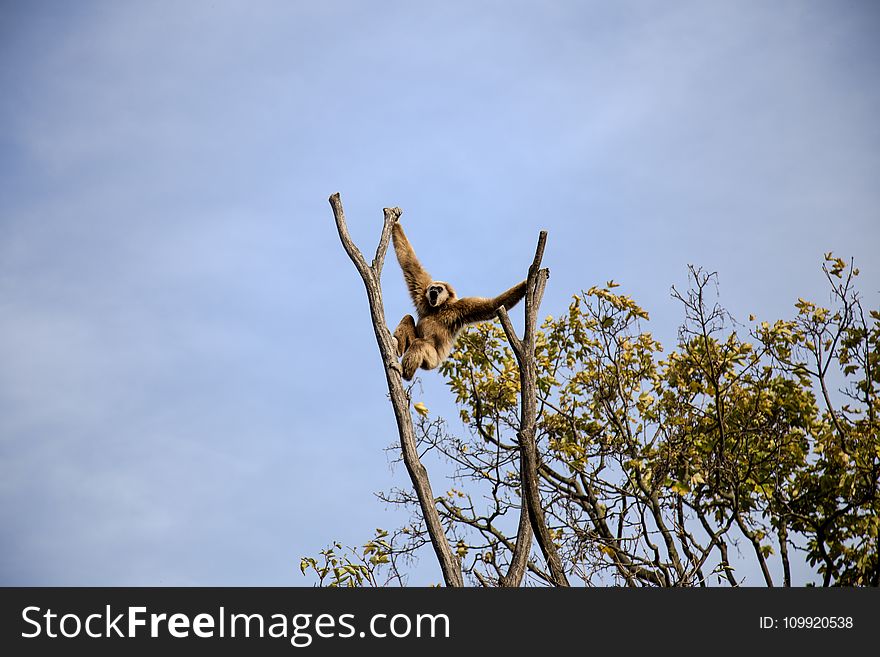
<box><xmin>498</xmin><ymin>230</ymin><xmax>570</xmax><ymax>586</ymax></box>
<box><xmin>328</xmin><ymin>192</ymin><xmax>463</xmax><ymax>587</ymax></box>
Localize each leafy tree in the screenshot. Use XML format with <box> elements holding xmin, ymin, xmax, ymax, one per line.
<box><xmin>321</xmin><ymin>196</ymin><xmax>877</xmax><ymax>586</ymax></box>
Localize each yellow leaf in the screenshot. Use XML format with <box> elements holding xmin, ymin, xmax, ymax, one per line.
<box><xmin>413</xmin><ymin>402</ymin><xmax>429</xmax><ymax>417</ymax></box>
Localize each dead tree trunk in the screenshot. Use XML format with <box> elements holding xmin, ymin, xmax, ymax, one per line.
<box><xmin>497</xmin><ymin>231</ymin><xmax>570</xmax><ymax>586</ymax></box>
<box><xmin>328</xmin><ymin>193</ymin><xmax>464</xmax><ymax>587</ymax></box>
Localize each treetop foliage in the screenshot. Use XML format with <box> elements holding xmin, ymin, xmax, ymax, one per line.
<box><xmin>307</xmin><ymin>254</ymin><xmax>878</xmax><ymax>587</ymax></box>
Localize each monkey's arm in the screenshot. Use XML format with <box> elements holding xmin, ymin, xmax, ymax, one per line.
<box><xmin>392</xmin><ymin>223</ymin><xmax>432</xmax><ymax>317</ymax></box>
<box><xmin>455</xmin><ymin>280</ymin><xmax>528</xmax><ymax>325</ymax></box>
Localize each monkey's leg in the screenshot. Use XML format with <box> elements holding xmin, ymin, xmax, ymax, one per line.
<box><xmin>401</xmin><ymin>339</ymin><xmax>439</xmax><ymax>380</ymax></box>
<box><xmin>393</xmin><ymin>314</ymin><xmax>417</xmax><ymax>357</ymax></box>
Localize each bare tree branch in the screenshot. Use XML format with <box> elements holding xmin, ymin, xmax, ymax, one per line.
<box><xmin>499</xmin><ymin>492</ymin><xmax>532</xmax><ymax>587</ymax></box>
<box><xmin>328</xmin><ymin>192</ymin><xmax>463</xmax><ymax>587</ymax></box>
<box><xmin>498</xmin><ymin>230</ymin><xmax>570</xmax><ymax>586</ymax></box>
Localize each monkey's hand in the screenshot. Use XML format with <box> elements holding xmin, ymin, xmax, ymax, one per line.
<box><xmin>388</xmin><ymin>360</ymin><xmax>403</xmax><ymax>376</ymax></box>
<box><xmin>385</xmin><ymin>207</ymin><xmax>403</xmax><ymax>224</ymax></box>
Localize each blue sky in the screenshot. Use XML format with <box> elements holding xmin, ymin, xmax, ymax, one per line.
<box><xmin>1</xmin><ymin>1</ymin><xmax>878</xmax><ymax>585</ymax></box>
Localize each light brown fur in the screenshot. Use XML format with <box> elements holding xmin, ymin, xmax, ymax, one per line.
<box><xmin>391</xmin><ymin>221</ymin><xmax>527</xmax><ymax>380</ymax></box>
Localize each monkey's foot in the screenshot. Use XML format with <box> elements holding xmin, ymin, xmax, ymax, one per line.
<box><xmin>388</xmin><ymin>360</ymin><xmax>403</xmax><ymax>375</ymax></box>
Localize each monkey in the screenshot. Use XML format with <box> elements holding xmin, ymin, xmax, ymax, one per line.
<box><xmin>391</xmin><ymin>220</ymin><xmax>527</xmax><ymax>380</ymax></box>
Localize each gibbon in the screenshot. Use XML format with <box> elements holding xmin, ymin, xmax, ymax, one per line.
<box><xmin>391</xmin><ymin>221</ymin><xmax>527</xmax><ymax>380</ymax></box>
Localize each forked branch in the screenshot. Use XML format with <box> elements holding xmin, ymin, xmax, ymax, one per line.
<box><xmin>328</xmin><ymin>192</ymin><xmax>463</xmax><ymax>587</ymax></box>
<box><xmin>497</xmin><ymin>230</ymin><xmax>570</xmax><ymax>586</ymax></box>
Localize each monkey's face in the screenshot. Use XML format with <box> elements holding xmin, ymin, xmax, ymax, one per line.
<box><xmin>427</xmin><ymin>282</ymin><xmax>454</xmax><ymax>308</ymax></box>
